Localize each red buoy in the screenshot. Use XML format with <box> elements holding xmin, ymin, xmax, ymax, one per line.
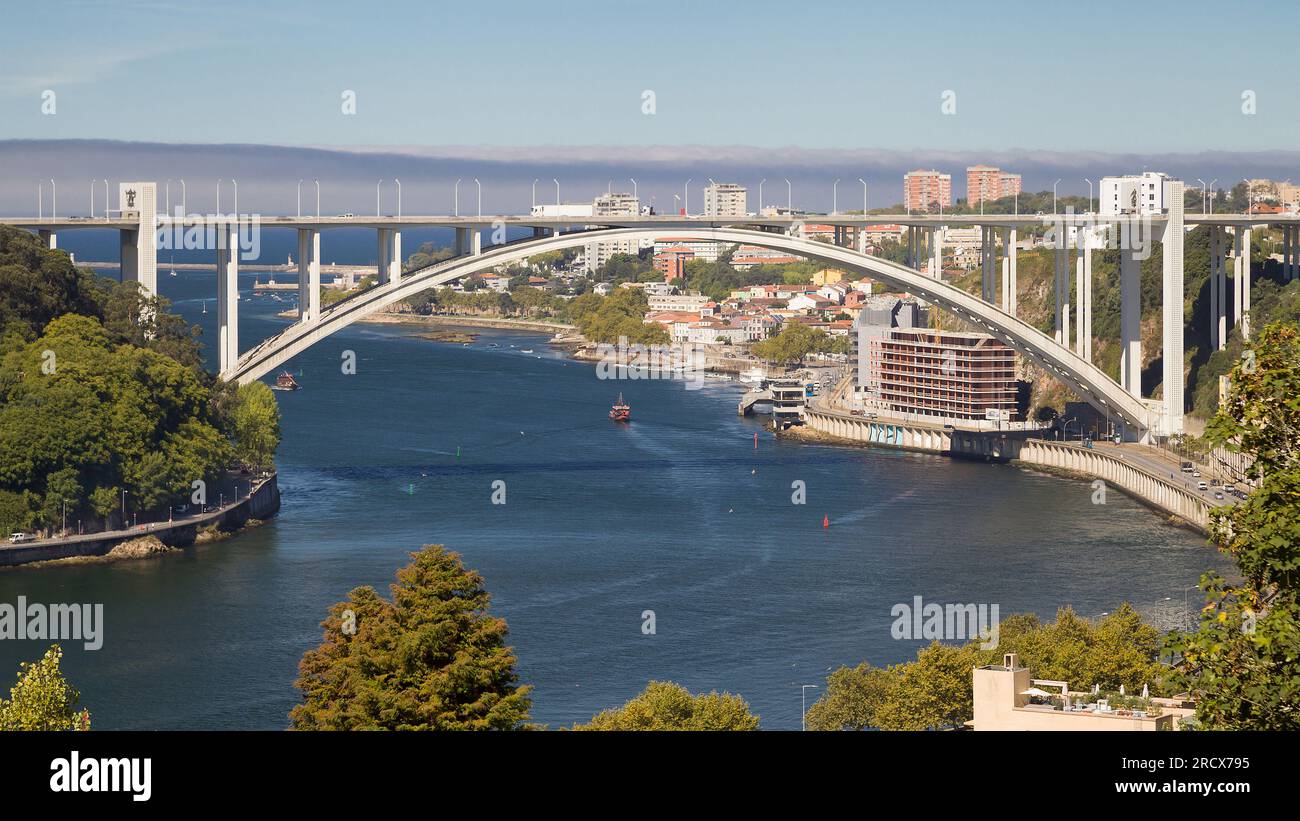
<box><xmin>822</xmin><ymin>514</ymin><xmax>830</xmax><ymax>529</ymax></box>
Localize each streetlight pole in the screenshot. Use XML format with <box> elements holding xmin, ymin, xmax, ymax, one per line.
<box><xmin>832</xmin><ymin>178</ymin><xmax>839</xmax><ymax>215</ymax></box>
<box><xmin>376</xmin><ymin>179</ymin><xmax>382</xmax><ymax>217</ymax></box>
<box><xmin>1085</xmin><ymin>178</ymin><xmax>1093</xmax><ymax>213</ymax></box>
<box><xmin>1053</xmin><ymin>179</ymin><xmax>1061</xmax><ymax>213</ymax></box>
<box><xmin>50</xmin><ymin>179</ymin><xmax>56</xmax><ymax>219</ymax></box>
<box><xmin>475</xmin><ymin>178</ymin><xmax>481</xmax><ymax>217</ymax></box>
<box><xmin>683</xmin><ymin>178</ymin><xmax>691</xmax><ymax>215</ymax></box>
<box><xmin>1196</xmin><ymin>178</ymin><xmax>1207</xmax><ymax>216</ymax></box>
<box><xmin>180</xmin><ymin>179</ymin><xmax>186</xmax><ymax>214</ymax></box>
<box><xmin>758</xmin><ymin>178</ymin><xmax>766</xmax><ymax>213</ymax></box>
<box><xmin>801</xmin><ymin>685</ymin><xmax>818</xmax><ymax>731</ymax></box>
<box><xmin>1207</xmin><ymin>179</ymin><xmax>1216</xmax><ymax>215</ymax></box>
<box><xmin>297</xmin><ymin>179</ymin><xmax>302</xmax><ymax>218</ymax></box>
<box><xmin>314</xmin><ymin>179</ymin><xmax>320</xmax><ymax>219</ymax></box>
<box><xmin>859</xmin><ymin>178</ymin><xmax>867</xmax><ymax>214</ymax></box>
<box><xmin>785</xmin><ymin>178</ymin><xmax>792</xmax><ymax>212</ymax></box>
<box><xmin>531</xmin><ymin>179</ymin><xmax>538</xmax><ymax>211</ymax></box>
<box><xmin>454</xmin><ymin>178</ymin><xmax>461</xmax><ymax>217</ymax></box>
<box><xmin>216</xmin><ymin>179</ymin><xmax>222</xmax><ymax>215</ymax></box>
<box><xmin>395</xmin><ymin>179</ymin><xmax>401</xmax><ymax>219</ymax></box>
<box><xmin>553</xmin><ymin>178</ymin><xmax>559</xmax><ymax>207</ymax></box>
<box><xmin>629</xmin><ymin>178</ymin><xmax>637</xmax><ymax>201</ymax></box>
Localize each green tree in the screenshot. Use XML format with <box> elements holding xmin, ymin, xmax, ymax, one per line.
<box><xmin>226</xmin><ymin>381</ymin><xmax>281</xmax><ymax>471</ymax></box>
<box><xmin>290</xmin><ymin>545</ymin><xmax>532</xmax><ymax>730</ymax></box>
<box><xmin>1171</xmin><ymin>322</ymin><xmax>1300</xmax><ymax>729</ymax></box>
<box><xmin>0</xmin><ymin>645</ymin><xmax>91</xmax><ymax>731</ymax></box>
<box><xmin>752</xmin><ymin>322</ymin><xmax>833</xmax><ymax>364</ymax></box>
<box><xmin>573</xmin><ymin>681</ymin><xmax>759</xmax><ymax>730</ymax></box>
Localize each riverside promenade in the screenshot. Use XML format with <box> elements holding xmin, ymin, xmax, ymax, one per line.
<box><xmin>0</xmin><ymin>473</ymin><xmax>281</xmax><ymax>567</ymax></box>
<box><xmin>800</xmin><ymin>398</ymin><xmax>1221</xmax><ymax>533</ymax></box>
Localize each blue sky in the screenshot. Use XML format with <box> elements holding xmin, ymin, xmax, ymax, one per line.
<box><xmin>2</xmin><ymin>0</ymin><xmax>1297</xmax><ymax>152</ymax></box>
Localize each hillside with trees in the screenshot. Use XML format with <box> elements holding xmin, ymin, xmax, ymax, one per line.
<box><xmin>0</xmin><ymin>226</ymin><xmax>280</xmax><ymax>536</ymax></box>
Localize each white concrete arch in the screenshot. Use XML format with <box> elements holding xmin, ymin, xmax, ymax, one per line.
<box><xmin>229</xmin><ymin>226</ymin><xmax>1156</xmax><ymax>436</ymax></box>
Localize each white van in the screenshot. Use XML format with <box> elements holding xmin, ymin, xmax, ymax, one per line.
<box><xmin>1197</xmin><ymin>481</ymin><xmax>1209</xmax><ymax>491</ymax></box>
<box><xmin>9</xmin><ymin>532</ymin><xmax>33</xmax><ymax>544</ymax></box>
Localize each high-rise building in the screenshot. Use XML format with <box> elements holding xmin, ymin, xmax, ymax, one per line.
<box><xmin>584</xmin><ymin>192</ymin><xmax>642</xmax><ymax>273</ymax></box>
<box><xmin>966</xmin><ymin>165</ymin><xmax>1021</xmax><ymax>206</ymax></box>
<box><xmin>903</xmin><ymin>170</ymin><xmax>952</xmax><ymax>213</ymax></box>
<box><xmin>1099</xmin><ymin>172</ymin><xmax>1175</xmax><ymax>216</ymax></box>
<box><xmin>855</xmin><ymin>298</ymin><xmax>1019</xmax><ymax>422</ymax></box>
<box><xmin>703</xmin><ymin>182</ymin><xmax>747</xmax><ymax>217</ymax></box>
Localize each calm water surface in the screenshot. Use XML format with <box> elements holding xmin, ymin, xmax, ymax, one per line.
<box><xmin>0</xmin><ymin>266</ymin><xmax>1226</xmax><ymax>729</ymax></box>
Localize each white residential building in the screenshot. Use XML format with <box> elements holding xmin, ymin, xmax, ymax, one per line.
<box><xmin>1100</xmin><ymin>172</ymin><xmax>1176</xmax><ymax>216</ymax></box>
<box><xmin>703</xmin><ymin>182</ymin><xmax>748</xmax><ymax>217</ymax></box>
<box><xmin>584</xmin><ymin>192</ymin><xmax>643</xmax><ymax>274</ymax></box>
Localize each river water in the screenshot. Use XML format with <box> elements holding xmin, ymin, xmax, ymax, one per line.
<box><xmin>0</xmin><ymin>265</ymin><xmax>1227</xmax><ymax>729</ymax></box>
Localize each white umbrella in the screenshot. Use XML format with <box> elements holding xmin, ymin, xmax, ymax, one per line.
<box><xmin>1021</xmin><ymin>687</ymin><xmax>1054</xmax><ymax>698</ymax></box>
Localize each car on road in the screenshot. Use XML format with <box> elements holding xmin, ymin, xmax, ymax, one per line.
<box><xmin>8</xmin><ymin>532</ymin><xmax>34</xmax><ymax>544</ymax></box>
<box><xmin>1197</xmin><ymin>481</ymin><xmax>1209</xmax><ymax>491</ymax></box>
<box><xmin>1214</xmin><ymin>491</ymin><xmax>1225</xmax><ymax>500</ymax></box>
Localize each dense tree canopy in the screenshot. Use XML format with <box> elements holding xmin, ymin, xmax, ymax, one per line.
<box><xmin>0</xmin><ymin>226</ymin><xmax>280</xmax><ymax>534</ymax></box>
<box><xmin>806</xmin><ymin>605</ymin><xmax>1167</xmax><ymax>730</ymax></box>
<box><xmin>1172</xmin><ymin>322</ymin><xmax>1300</xmax><ymax>729</ymax></box>
<box><xmin>290</xmin><ymin>545</ymin><xmax>533</xmax><ymax>730</ymax></box>
<box><xmin>573</xmin><ymin>681</ymin><xmax>760</xmax><ymax>731</ymax></box>
<box><xmin>0</xmin><ymin>645</ymin><xmax>90</xmax><ymax>731</ymax></box>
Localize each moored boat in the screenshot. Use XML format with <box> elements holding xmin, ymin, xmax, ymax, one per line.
<box><xmin>272</xmin><ymin>371</ymin><xmax>300</xmax><ymax>391</ymax></box>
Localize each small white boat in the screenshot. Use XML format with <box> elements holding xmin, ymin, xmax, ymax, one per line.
<box><xmin>520</xmin><ymin>348</ymin><xmax>534</xmax><ymax>354</ymax></box>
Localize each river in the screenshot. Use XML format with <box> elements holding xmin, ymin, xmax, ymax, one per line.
<box><xmin>0</xmin><ymin>264</ymin><xmax>1227</xmax><ymax>729</ymax></box>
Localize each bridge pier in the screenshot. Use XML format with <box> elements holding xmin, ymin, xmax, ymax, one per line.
<box><xmin>216</xmin><ymin>223</ymin><xmax>240</xmax><ymax>377</ymax></box>
<box><xmin>117</xmin><ymin>181</ymin><xmax>157</xmax><ymax>297</ymax></box>
<box><xmin>980</xmin><ymin>226</ymin><xmax>995</xmax><ymax>303</ymax></box>
<box><xmin>1054</xmin><ymin>234</ymin><xmax>1068</xmax><ymax>345</ymax></box>
<box><xmin>1160</xmin><ymin>181</ymin><xmax>1185</xmax><ymax>435</ymax></box>
<box><xmin>1074</xmin><ymin>229</ymin><xmax>1092</xmax><ymax>361</ymax></box>
<box><xmin>1120</xmin><ymin>242</ymin><xmax>1141</xmax><ymax>398</ymax></box>
<box><xmin>929</xmin><ymin>227</ymin><xmax>942</xmax><ymax>277</ymax></box>
<box><xmin>1001</xmin><ymin>228</ymin><xmax>1017</xmax><ymax>314</ymax></box>
<box><xmin>1210</xmin><ymin>225</ymin><xmax>1225</xmax><ymax>350</ymax></box>
<box><xmin>297</xmin><ymin>229</ymin><xmax>321</xmax><ymax>323</ymax></box>
<box><xmin>376</xmin><ymin>228</ymin><xmax>402</xmax><ymax>285</ymax></box>
<box><xmin>38</xmin><ymin>229</ymin><xmax>57</xmax><ymax>249</ymax></box>
<box><xmin>1285</xmin><ymin>224</ymin><xmax>1298</xmax><ymax>282</ymax></box>
<box><xmin>1232</xmin><ymin>226</ymin><xmax>1251</xmax><ymax>340</ymax></box>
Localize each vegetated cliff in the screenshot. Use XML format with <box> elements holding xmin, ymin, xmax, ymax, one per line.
<box><xmin>933</xmin><ymin>226</ymin><xmax>1299</xmax><ymax>423</ymax></box>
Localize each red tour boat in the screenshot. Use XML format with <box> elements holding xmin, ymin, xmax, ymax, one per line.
<box><xmin>609</xmin><ymin>393</ymin><xmax>630</xmax><ymax>422</ymax></box>
<box><xmin>272</xmin><ymin>371</ymin><xmax>300</xmax><ymax>391</ymax></box>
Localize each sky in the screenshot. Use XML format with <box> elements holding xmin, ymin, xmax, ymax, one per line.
<box><xmin>2</xmin><ymin>0</ymin><xmax>1297</xmax><ymax>151</ymax></box>
<box><xmin>0</xmin><ymin>0</ymin><xmax>1297</xmax><ymax>214</ymax></box>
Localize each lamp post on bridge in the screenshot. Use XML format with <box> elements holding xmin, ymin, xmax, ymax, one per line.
<box><xmin>630</xmin><ymin>178</ymin><xmax>637</xmax><ymax>202</ymax></box>
<box><xmin>1084</xmin><ymin>178</ymin><xmax>1093</xmax><ymax>213</ymax></box>
<box><xmin>297</xmin><ymin>179</ymin><xmax>302</xmax><ymax>219</ymax></box>
<box><xmin>475</xmin><ymin>178</ymin><xmax>481</xmax><ymax>218</ymax></box>
<box><xmin>180</xmin><ymin>179</ymin><xmax>186</xmax><ymax>214</ymax></box>
<box><xmin>395</xmin><ymin>179</ymin><xmax>401</xmax><ymax>219</ymax></box>
<box><xmin>832</xmin><ymin>178</ymin><xmax>839</xmax><ymax>215</ymax></box>
<box><xmin>553</xmin><ymin>178</ymin><xmax>559</xmax><ymax>207</ymax></box>
<box><xmin>216</xmin><ymin>179</ymin><xmax>222</xmax><ymax>215</ymax></box>
<box><xmin>531</xmin><ymin>179</ymin><xmax>538</xmax><ymax>211</ymax></box>
<box><xmin>1196</xmin><ymin>179</ymin><xmax>1207</xmax><ymax>216</ymax></box>
<box><xmin>859</xmin><ymin>178</ymin><xmax>867</xmax><ymax>214</ymax></box>
<box><xmin>683</xmin><ymin>178</ymin><xmax>691</xmax><ymax>216</ymax></box>
<box><xmin>376</xmin><ymin>179</ymin><xmax>383</xmax><ymax>217</ymax></box>
<box><xmin>1053</xmin><ymin>179</ymin><xmax>1061</xmax><ymax>214</ymax></box>
<box><xmin>314</xmin><ymin>179</ymin><xmax>320</xmax><ymax>219</ymax></box>
<box><xmin>102</xmin><ymin>179</ymin><xmax>108</xmax><ymax>220</ymax></box>
<box><xmin>785</xmin><ymin>178</ymin><xmax>792</xmax><ymax>213</ymax></box>
<box><xmin>454</xmin><ymin>178</ymin><xmax>461</xmax><ymax>217</ymax></box>
<box><xmin>758</xmin><ymin>178</ymin><xmax>765</xmax><ymax>214</ymax></box>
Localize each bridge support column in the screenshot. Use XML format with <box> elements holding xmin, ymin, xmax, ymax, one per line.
<box><xmin>929</xmin><ymin>227</ymin><xmax>941</xmax><ymax>277</ymax></box>
<box><xmin>1287</xmin><ymin>224</ymin><xmax>1297</xmax><ymax>282</ymax></box>
<box><xmin>1120</xmin><ymin>243</ymin><xmax>1141</xmax><ymax>398</ymax></box>
<box><xmin>1232</xmin><ymin>227</ymin><xmax>1244</xmax><ymax>331</ymax></box>
<box><xmin>455</xmin><ymin>227</ymin><xmax>469</xmax><ymax>256</ymax></box>
<box><xmin>1001</xmin><ymin>228</ymin><xmax>1017</xmax><ymax>314</ymax></box>
<box><xmin>1206</xmin><ymin>226</ymin><xmax>1216</xmax><ymax>350</ymax></box>
<box><xmin>1083</xmin><ymin>232</ymin><xmax>1092</xmax><ymax>362</ymax></box>
<box><xmin>472</xmin><ymin>228</ymin><xmax>482</xmax><ymax>255</ymax></box>
<box><xmin>980</xmin><ymin>226</ymin><xmax>995</xmax><ymax>302</ymax></box>
<box><xmin>1240</xmin><ymin>226</ymin><xmax>1251</xmax><ymax>340</ymax></box>
<box><xmin>116</xmin><ymin>181</ymin><xmax>158</xmax><ymax>296</ymax></box>
<box><xmin>216</xmin><ymin>223</ymin><xmax>240</xmax><ymax>378</ymax></box>
<box><xmin>1054</xmin><ymin>237</ymin><xmax>1068</xmax><ymax>345</ymax></box>
<box><xmin>389</xmin><ymin>230</ymin><xmax>402</xmax><ymax>284</ymax></box>
<box><xmin>38</xmin><ymin>229</ymin><xmax>57</xmax><ymax>249</ymax></box>
<box><xmin>297</xmin><ymin>228</ymin><xmax>320</xmax><ymax>323</ymax></box>
<box><xmin>1161</xmin><ymin>181</ymin><xmax>1185</xmax><ymax>435</ymax></box>
<box><xmin>376</xmin><ymin>229</ymin><xmax>392</xmax><ymax>285</ymax></box>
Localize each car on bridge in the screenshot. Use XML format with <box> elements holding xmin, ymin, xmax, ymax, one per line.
<box><xmin>9</xmin><ymin>532</ymin><xmax>34</xmax><ymax>544</ymax></box>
